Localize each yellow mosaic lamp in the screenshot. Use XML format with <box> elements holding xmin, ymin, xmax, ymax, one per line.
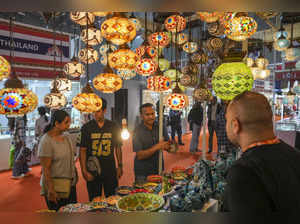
<box><xmin>44</xmin><ymin>83</ymin><xmax>67</xmax><ymax>110</ymax></box>
<box><xmin>63</xmin><ymin>57</ymin><xmax>85</xmax><ymax>78</ymax></box>
<box><xmin>108</xmin><ymin>44</ymin><xmax>138</xmax><ymax>70</ymax></box>
<box><xmin>197</xmin><ymin>12</ymin><xmax>224</xmax><ymax>23</ymax></box>
<box><xmin>80</xmin><ymin>25</ymin><xmax>103</xmax><ymax>46</ymax></box>
<box><xmin>0</xmin><ymin>56</ymin><xmax>11</xmax><ymax>81</ymax></box>
<box><xmin>70</xmin><ymin>12</ymin><xmax>95</xmax><ymax>26</ymax></box>
<box><xmin>164</xmin><ymin>15</ymin><xmax>186</xmax><ymax>33</ymax></box>
<box><xmin>78</xmin><ymin>46</ymin><xmax>99</xmax><ymax>64</ymax></box>
<box><xmin>165</xmin><ymin>82</ymin><xmax>189</xmax><ymax>110</ymax></box>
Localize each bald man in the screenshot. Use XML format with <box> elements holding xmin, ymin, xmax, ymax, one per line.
<box><xmin>223</xmin><ymin>91</ymin><xmax>300</xmax><ymax>213</ymax></box>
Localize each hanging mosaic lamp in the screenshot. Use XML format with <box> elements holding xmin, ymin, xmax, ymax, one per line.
<box><xmin>180</xmin><ymin>73</ymin><xmax>198</xmax><ymax>87</ymax></box>
<box><xmin>93</xmin><ymin>65</ymin><xmax>123</xmax><ymax>93</ymax></box>
<box><xmin>50</xmin><ymin>76</ymin><xmax>72</xmax><ymax>94</ymax></box>
<box><xmin>164</xmin><ymin>14</ymin><xmax>186</xmax><ymax>33</ymax></box>
<box><xmin>164</xmin><ymin>68</ymin><xmax>183</xmax><ymax>81</ymax></box>
<box><xmin>206</xmin><ymin>37</ymin><xmax>223</xmax><ymax>51</ymax></box>
<box><xmin>152</xmin><ymin>57</ymin><xmax>170</xmax><ymax>72</ymax></box>
<box><xmin>92</xmin><ymin>12</ymin><xmax>110</xmax><ymax>17</ymax></box>
<box><xmin>80</xmin><ymin>25</ymin><xmax>103</xmax><ymax>46</ymax></box>
<box><xmin>207</xmin><ymin>22</ymin><xmax>225</xmax><ymax>37</ymax></box>
<box><xmin>44</xmin><ymin>85</ymin><xmax>67</xmax><ymax>110</ymax></box>
<box><xmin>108</xmin><ymin>44</ymin><xmax>138</xmax><ymax>70</ymax></box>
<box><xmin>135</xmin><ymin>45</ymin><xmax>158</xmax><ymax>58</ymax></box>
<box><xmin>100</xmin><ymin>55</ymin><xmax>108</xmax><ymax>65</ymax></box>
<box><xmin>212</xmin><ymin>51</ymin><xmax>254</xmax><ymax>100</ymax></box>
<box><xmin>274</xmin><ymin>35</ymin><xmax>290</xmax><ymax>52</ymax></box>
<box><xmin>135</xmin><ymin>57</ymin><xmax>158</xmax><ymax>76</ymax></box>
<box><xmin>146</xmin><ymin>61</ymin><xmax>171</xmax><ymax>92</ymax></box>
<box><xmin>181</xmin><ymin>63</ymin><xmax>198</xmax><ymax>75</ymax></box>
<box><xmin>257</xmin><ymin>69</ymin><xmax>271</xmax><ymax>80</ymax></box>
<box><xmin>224</xmin><ymin>13</ymin><xmax>257</xmax><ymax>41</ymax></box>
<box><xmin>99</xmin><ymin>44</ymin><xmax>117</xmax><ymax>55</ymax></box>
<box><xmin>116</xmin><ymin>68</ymin><xmax>136</xmax><ymax>80</ymax></box>
<box><xmin>165</xmin><ymin>83</ymin><xmax>189</xmax><ymax>110</ymax></box>
<box><xmin>171</xmin><ymin>32</ymin><xmax>188</xmax><ymax>45</ymax></box>
<box><xmin>255</xmin><ymin>56</ymin><xmax>269</xmax><ymax>69</ymax></box>
<box><xmin>63</xmin><ymin>57</ymin><xmax>85</xmax><ymax>78</ymax></box>
<box><xmin>129</xmin><ymin>14</ymin><xmax>142</xmax><ymax>32</ymax></box>
<box><xmin>0</xmin><ymin>71</ymin><xmax>38</xmax><ymax>116</ymax></box>
<box><xmin>101</xmin><ymin>12</ymin><xmax>136</xmax><ymax>45</ymax></box>
<box><xmin>193</xmin><ymin>85</ymin><xmax>212</xmax><ymax>102</ymax></box>
<box><xmin>0</xmin><ymin>56</ymin><xmax>11</xmax><ymax>81</ymax></box>
<box><xmin>72</xmin><ymin>83</ymin><xmax>102</xmax><ymax>113</ymax></box>
<box><xmin>182</xmin><ymin>42</ymin><xmax>198</xmax><ymax>54</ymax></box>
<box><xmin>273</xmin><ymin>26</ymin><xmax>289</xmax><ymax>41</ymax></box>
<box><xmin>148</xmin><ymin>32</ymin><xmax>170</xmax><ymax>48</ymax></box>
<box><xmin>171</xmin><ymin>81</ymin><xmax>185</xmax><ymax>92</ymax></box>
<box><xmin>197</xmin><ymin>12</ymin><xmax>224</xmax><ymax>23</ymax></box>
<box><xmin>78</xmin><ymin>46</ymin><xmax>99</xmax><ymax>64</ymax></box>
<box><xmin>70</xmin><ymin>12</ymin><xmax>95</xmax><ymax>26</ymax></box>
<box><xmin>191</xmin><ymin>52</ymin><xmax>209</xmax><ymax>64</ymax></box>
<box><xmin>246</xmin><ymin>57</ymin><xmax>254</xmax><ymax>67</ymax></box>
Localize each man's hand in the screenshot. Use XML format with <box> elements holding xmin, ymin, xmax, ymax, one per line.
<box><xmin>156</xmin><ymin>140</ymin><xmax>170</xmax><ymax>151</ymax></box>
<box><xmin>48</xmin><ymin>188</ymin><xmax>58</xmax><ymax>204</ymax></box>
<box><xmin>83</xmin><ymin>171</ymin><xmax>94</xmax><ymax>182</ymax></box>
<box><xmin>117</xmin><ymin>166</ymin><xmax>123</xmax><ymax>179</ymax></box>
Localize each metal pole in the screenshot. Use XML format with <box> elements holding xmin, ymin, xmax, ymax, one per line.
<box><xmin>158</xmin><ymin>93</ymin><xmax>164</xmax><ymax>175</ymax></box>
<box><xmin>202</xmin><ymin>101</ymin><xmax>207</xmax><ymax>160</ymax></box>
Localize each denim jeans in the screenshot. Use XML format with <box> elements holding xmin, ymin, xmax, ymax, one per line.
<box><xmin>189</xmin><ymin>123</ymin><xmax>202</xmax><ymax>152</ymax></box>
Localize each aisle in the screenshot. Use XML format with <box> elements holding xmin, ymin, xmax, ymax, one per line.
<box><xmin>0</xmin><ymin>131</ymin><xmax>217</xmax><ymax>212</ymax></box>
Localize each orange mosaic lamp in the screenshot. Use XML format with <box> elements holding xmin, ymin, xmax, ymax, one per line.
<box><xmin>164</xmin><ymin>14</ymin><xmax>186</xmax><ymax>33</ymax></box>
<box><xmin>0</xmin><ymin>56</ymin><xmax>11</xmax><ymax>81</ymax></box>
<box><xmin>108</xmin><ymin>44</ymin><xmax>138</xmax><ymax>70</ymax></box>
<box><xmin>165</xmin><ymin>83</ymin><xmax>189</xmax><ymax>111</ymax></box>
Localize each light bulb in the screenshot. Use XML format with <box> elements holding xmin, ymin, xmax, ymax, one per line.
<box><xmin>121</xmin><ymin>128</ymin><xmax>130</xmax><ymax>140</ymax></box>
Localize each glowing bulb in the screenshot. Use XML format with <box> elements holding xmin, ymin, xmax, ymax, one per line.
<box><xmin>121</xmin><ymin>128</ymin><xmax>130</xmax><ymax>140</ymax></box>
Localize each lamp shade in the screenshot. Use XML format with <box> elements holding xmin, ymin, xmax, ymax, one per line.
<box><xmin>207</xmin><ymin>22</ymin><xmax>225</xmax><ymax>37</ymax></box>
<box><xmin>129</xmin><ymin>18</ymin><xmax>142</xmax><ymax>31</ymax></box>
<box><xmin>70</xmin><ymin>12</ymin><xmax>95</xmax><ymax>26</ymax></box>
<box><xmin>108</xmin><ymin>48</ymin><xmax>138</xmax><ymax>70</ymax></box>
<box><xmin>180</xmin><ymin>74</ymin><xmax>197</xmax><ymax>87</ymax></box>
<box><xmin>100</xmin><ymin>55</ymin><xmax>108</xmax><ymax>65</ymax></box>
<box><xmin>99</xmin><ymin>44</ymin><xmax>117</xmax><ymax>55</ymax></box>
<box><xmin>182</xmin><ymin>42</ymin><xmax>198</xmax><ymax>53</ymax></box>
<box><xmin>72</xmin><ymin>83</ymin><xmax>102</xmax><ymax>113</ymax></box>
<box><xmin>93</xmin><ymin>73</ymin><xmax>123</xmax><ymax>93</ymax></box>
<box><xmin>79</xmin><ymin>46</ymin><xmax>99</xmax><ymax>64</ymax></box>
<box><xmin>257</xmin><ymin>69</ymin><xmax>271</xmax><ymax>79</ymax></box>
<box><xmin>64</xmin><ymin>57</ymin><xmax>85</xmax><ymax>78</ymax></box>
<box><xmin>136</xmin><ymin>58</ymin><xmax>158</xmax><ymax>76</ymax></box>
<box><xmin>165</xmin><ymin>87</ymin><xmax>189</xmax><ymax>110</ymax></box>
<box><xmin>135</xmin><ymin>45</ymin><xmax>158</xmax><ymax>58</ymax></box>
<box><xmin>164</xmin><ymin>69</ymin><xmax>183</xmax><ymax>81</ymax></box>
<box><xmin>274</xmin><ymin>38</ymin><xmax>290</xmax><ymax>51</ymax></box>
<box><xmin>191</xmin><ymin>52</ymin><xmax>208</xmax><ymax>64</ymax></box>
<box><xmin>171</xmin><ymin>32</ymin><xmax>188</xmax><ymax>45</ymax></box>
<box><xmin>212</xmin><ymin>62</ymin><xmax>254</xmax><ymax>100</ymax></box>
<box><xmin>80</xmin><ymin>26</ymin><xmax>103</xmax><ymax>46</ymax></box>
<box><xmin>92</xmin><ymin>12</ymin><xmax>110</xmax><ymax>17</ymax></box>
<box><xmin>273</xmin><ymin>29</ymin><xmax>289</xmax><ymax>40</ymax></box>
<box><xmin>206</xmin><ymin>37</ymin><xmax>223</xmax><ymax>51</ymax></box>
<box><xmin>193</xmin><ymin>87</ymin><xmax>212</xmax><ymax>102</ymax></box>
<box><xmin>44</xmin><ymin>92</ymin><xmax>67</xmax><ymax>109</ymax></box>
<box><xmin>224</xmin><ymin>15</ymin><xmax>257</xmax><ymax>41</ymax></box>
<box><xmin>153</xmin><ymin>58</ymin><xmax>170</xmax><ymax>72</ymax></box>
<box><xmin>197</xmin><ymin>12</ymin><xmax>224</xmax><ymax>23</ymax></box>
<box><xmin>0</xmin><ymin>56</ymin><xmax>10</xmax><ymax>81</ymax></box>
<box><xmin>147</xmin><ymin>75</ymin><xmax>171</xmax><ymax>92</ymax></box>
<box><xmin>116</xmin><ymin>68</ymin><xmax>136</xmax><ymax>80</ymax></box>
<box><xmin>164</xmin><ymin>15</ymin><xmax>186</xmax><ymax>33</ymax></box>
<box><xmin>255</xmin><ymin>57</ymin><xmax>269</xmax><ymax>69</ymax></box>
<box><xmin>0</xmin><ymin>88</ymin><xmax>38</xmax><ymax>116</ymax></box>
<box><xmin>51</xmin><ymin>78</ymin><xmax>72</xmax><ymax>93</ymax></box>
<box><xmin>181</xmin><ymin>63</ymin><xmax>198</xmax><ymax>75</ymax></box>
<box><xmin>148</xmin><ymin>32</ymin><xmax>170</xmax><ymax>48</ymax></box>
<box><xmin>101</xmin><ymin>16</ymin><xmax>136</xmax><ymax>45</ymax></box>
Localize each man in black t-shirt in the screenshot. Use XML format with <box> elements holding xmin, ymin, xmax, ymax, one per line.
<box><xmin>79</xmin><ymin>98</ymin><xmax>123</xmax><ymax>201</ymax></box>
<box><xmin>224</xmin><ymin>91</ymin><xmax>300</xmax><ymax>213</ymax></box>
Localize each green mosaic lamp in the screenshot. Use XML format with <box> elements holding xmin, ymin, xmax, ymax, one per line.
<box><xmin>212</xmin><ymin>50</ymin><xmax>254</xmax><ymax>100</ymax></box>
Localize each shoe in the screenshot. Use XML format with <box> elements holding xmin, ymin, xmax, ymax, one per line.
<box><xmin>179</xmin><ymin>143</ymin><xmax>185</xmax><ymax>146</ymax></box>
<box><xmin>11</xmin><ymin>174</ymin><xmax>25</xmax><ymax>179</ymax></box>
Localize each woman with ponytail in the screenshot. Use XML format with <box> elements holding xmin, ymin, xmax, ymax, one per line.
<box><xmin>38</xmin><ymin>110</ymin><xmax>78</xmax><ymax>211</ymax></box>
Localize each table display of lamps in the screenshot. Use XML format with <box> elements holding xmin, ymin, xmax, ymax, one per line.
<box><xmin>101</xmin><ymin>12</ymin><xmax>136</xmax><ymax>46</ymax></box>
<box><xmin>212</xmin><ymin>50</ymin><xmax>254</xmax><ymax>100</ymax></box>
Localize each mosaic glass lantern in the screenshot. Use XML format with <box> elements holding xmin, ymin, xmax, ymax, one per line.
<box><xmin>80</xmin><ymin>25</ymin><xmax>103</xmax><ymax>46</ymax></box>
<box><xmin>63</xmin><ymin>57</ymin><xmax>85</xmax><ymax>78</ymax></box>
<box><xmin>191</xmin><ymin>52</ymin><xmax>208</xmax><ymax>64</ymax></box>
<box><xmin>164</xmin><ymin>69</ymin><xmax>183</xmax><ymax>81</ymax></box>
<box><xmin>197</xmin><ymin>12</ymin><xmax>224</xmax><ymax>23</ymax></box>
<box><xmin>135</xmin><ymin>58</ymin><xmax>158</xmax><ymax>76</ymax></box>
<box><xmin>153</xmin><ymin>57</ymin><xmax>170</xmax><ymax>72</ymax></box>
<box><xmin>0</xmin><ymin>72</ymin><xmax>38</xmax><ymax>116</ymax></box>
<box><xmin>0</xmin><ymin>56</ymin><xmax>11</xmax><ymax>81</ymax></box>
<box><xmin>193</xmin><ymin>87</ymin><xmax>212</xmax><ymax>102</ymax></box>
<box><xmin>93</xmin><ymin>66</ymin><xmax>123</xmax><ymax>93</ymax></box>
<box><xmin>101</xmin><ymin>14</ymin><xmax>136</xmax><ymax>45</ymax></box>
<box><xmin>246</xmin><ymin>57</ymin><xmax>254</xmax><ymax>67</ymax></box>
<box><xmin>212</xmin><ymin>62</ymin><xmax>254</xmax><ymax>100</ymax></box>
<box><xmin>224</xmin><ymin>15</ymin><xmax>257</xmax><ymax>41</ymax></box>
<box><xmin>92</xmin><ymin>12</ymin><xmax>110</xmax><ymax>17</ymax></box>
<box><xmin>255</xmin><ymin>57</ymin><xmax>269</xmax><ymax>69</ymax></box>
<box><xmin>181</xmin><ymin>63</ymin><xmax>198</xmax><ymax>75</ymax></box>
<box><xmin>257</xmin><ymin>69</ymin><xmax>271</xmax><ymax>79</ymax></box>
<box><xmin>285</xmin><ymin>47</ymin><xmax>300</xmax><ymax>61</ymax></box>
<box><xmin>206</xmin><ymin>37</ymin><xmax>223</xmax><ymax>51</ymax></box>
<box><xmin>50</xmin><ymin>77</ymin><xmax>72</xmax><ymax>93</ymax></box>
<box><xmin>172</xmin><ymin>32</ymin><xmax>188</xmax><ymax>45</ymax></box>
<box><xmin>79</xmin><ymin>46</ymin><xmax>99</xmax><ymax>64</ymax></box>
<box><xmin>171</xmin><ymin>81</ymin><xmax>185</xmax><ymax>92</ymax></box>
<box><xmin>207</xmin><ymin>22</ymin><xmax>225</xmax><ymax>37</ymax></box>
<box><xmin>165</xmin><ymin>83</ymin><xmax>189</xmax><ymax>110</ymax></box>
<box><xmin>135</xmin><ymin>45</ymin><xmax>158</xmax><ymax>58</ymax></box>
<box><xmin>130</xmin><ymin>18</ymin><xmax>142</xmax><ymax>31</ymax></box>
<box><xmin>44</xmin><ymin>91</ymin><xmax>67</xmax><ymax>110</ymax></box>
<box><xmin>182</xmin><ymin>42</ymin><xmax>198</xmax><ymax>53</ymax></box>
<box><xmin>116</xmin><ymin>68</ymin><xmax>136</xmax><ymax>80</ymax></box>
<box><xmin>250</xmin><ymin>66</ymin><xmax>262</xmax><ymax>80</ymax></box>
<box><xmin>70</xmin><ymin>12</ymin><xmax>95</xmax><ymax>26</ymax></box>
<box><xmin>180</xmin><ymin>74</ymin><xmax>197</xmax><ymax>87</ymax></box>
<box><xmin>147</xmin><ymin>75</ymin><xmax>171</xmax><ymax>92</ymax></box>
<box><xmin>99</xmin><ymin>44</ymin><xmax>117</xmax><ymax>55</ymax></box>
<box><xmin>108</xmin><ymin>46</ymin><xmax>138</xmax><ymax>70</ymax></box>
<box><xmin>274</xmin><ymin>37</ymin><xmax>290</xmax><ymax>51</ymax></box>
<box><xmin>148</xmin><ymin>32</ymin><xmax>170</xmax><ymax>48</ymax></box>
<box><xmin>100</xmin><ymin>55</ymin><xmax>108</xmax><ymax>65</ymax></box>
<box><xmin>72</xmin><ymin>83</ymin><xmax>102</xmax><ymax>113</ymax></box>
<box><xmin>273</xmin><ymin>27</ymin><xmax>289</xmax><ymax>41</ymax></box>
<box><xmin>164</xmin><ymin>15</ymin><xmax>186</xmax><ymax>33</ymax></box>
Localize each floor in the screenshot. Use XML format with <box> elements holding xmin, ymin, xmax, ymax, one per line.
<box><xmin>0</xmin><ymin>130</ymin><xmax>218</xmax><ymax>212</ymax></box>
